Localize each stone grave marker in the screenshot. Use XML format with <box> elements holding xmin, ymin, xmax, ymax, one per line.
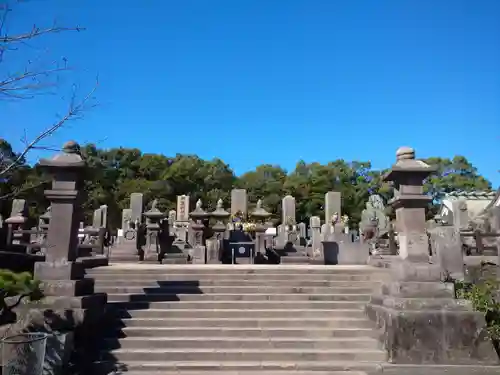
<box><xmin>230</xmin><ymin>189</ymin><xmax>247</xmax><ymax>218</ymax></box>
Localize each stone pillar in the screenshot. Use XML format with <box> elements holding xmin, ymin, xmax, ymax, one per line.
<box><xmin>100</xmin><ymin>205</ymin><xmax>108</xmax><ymax>228</ymax></box>
<box><xmin>34</xmin><ymin>141</ymin><xmax>102</xmax><ymax>300</ymax></box>
<box><xmin>130</xmin><ymin>193</ymin><xmax>144</xmax><ymax>224</ymax></box>
<box><xmin>174</xmin><ymin>195</ymin><xmax>190</xmax><ymax>246</ymax></box>
<box><xmin>168</xmin><ymin>210</ymin><xmax>176</xmax><ymax>236</ymax></box>
<box><xmin>121</xmin><ymin>208</ymin><xmax>132</xmax><ymax>231</ymax></box>
<box><xmin>309</xmin><ymin>216</ymin><xmax>321</xmax><ymax>259</ymax></box>
<box><xmin>324</xmin><ymin>191</ymin><xmax>341</xmax><ymax>224</ymax></box>
<box><xmin>92</xmin><ymin>208</ymin><xmax>103</xmax><ymax>228</ymax></box>
<box><xmin>366</xmin><ymin>146</ymin><xmax>497</xmax><ymax>364</ymax></box>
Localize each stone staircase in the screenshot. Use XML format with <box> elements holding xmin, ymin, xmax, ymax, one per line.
<box><xmin>87</xmin><ymin>264</ymin><xmax>387</xmax><ymax>374</ymax></box>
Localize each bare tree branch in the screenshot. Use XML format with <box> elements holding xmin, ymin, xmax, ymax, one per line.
<box><xmin>0</xmin><ymin>1</ymin><xmax>84</xmax><ymax>99</ymax></box>
<box><xmin>0</xmin><ymin>179</ymin><xmax>49</xmax><ymax>200</ymax></box>
<box><xmin>0</xmin><ymin>82</ymin><xmax>98</xmax><ymax>178</ymax></box>
<box><xmin>0</xmin><ymin>1</ymin><xmax>99</xmax><ymax>201</ymax></box>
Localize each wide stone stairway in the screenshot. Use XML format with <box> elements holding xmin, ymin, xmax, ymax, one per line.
<box><xmin>87</xmin><ymin>264</ymin><xmax>387</xmax><ymax>374</ymax></box>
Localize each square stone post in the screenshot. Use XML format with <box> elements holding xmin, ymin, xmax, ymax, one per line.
<box><xmin>34</xmin><ymin>141</ymin><xmax>103</xmax><ymax>301</ymax></box>
<box><xmin>365</xmin><ymin>146</ymin><xmax>497</xmax><ymax>364</ymax></box>
<box><xmin>309</xmin><ymin>216</ymin><xmax>321</xmax><ymax>259</ymax></box>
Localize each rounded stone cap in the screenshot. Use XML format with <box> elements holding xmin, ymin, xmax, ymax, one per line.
<box><xmin>396</xmin><ymin>146</ymin><xmax>415</xmax><ymax>161</ymax></box>
<box><xmin>62</xmin><ymin>141</ymin><xmax>80</xmax><ymax>154</ymax></box>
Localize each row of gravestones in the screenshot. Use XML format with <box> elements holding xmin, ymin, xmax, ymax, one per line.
<box><xmin>116</xmin><ymin>189</ymin><xmax>382</xmax><ymax>264</ymax></box>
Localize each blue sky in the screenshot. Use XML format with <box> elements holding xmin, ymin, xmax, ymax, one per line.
<box><xmin>1</xmin><ymin>0</ymin><xmax>499</xmax><ymax>186</ymax></box>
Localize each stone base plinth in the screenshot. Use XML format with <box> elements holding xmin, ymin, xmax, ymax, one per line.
<box><xmin>41</xmin><ymin>278</ymin><xmax>95</xmax><ymax>297</ymax></box>
<box><xmin>366</xmin><ymin>298</ymin><xmax>498</xmax><ymax>364</ymax></box>
<box><xmin>366</xmin><ymin>259</ymin><xmax>498</xmax><ymax>365</ymax></box>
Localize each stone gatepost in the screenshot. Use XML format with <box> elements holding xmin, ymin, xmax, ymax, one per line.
<box><xmin>365</xmin><ymin>146</ymin><xmax>497</xmax><ymax>364</ymax></box>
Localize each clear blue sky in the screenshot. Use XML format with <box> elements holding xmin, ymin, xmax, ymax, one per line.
<box><xmin>1</xmin><ymin>0</ymin><xmax>499</xmax><ymax>186</ymax></box>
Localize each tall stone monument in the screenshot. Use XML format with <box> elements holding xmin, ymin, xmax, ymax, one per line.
<box><xmin>324</xmin><ymin>191</ymin><xmax>341</xmax><ymax>224</ymax></box>
<box><xmin>366</xmin><ymin>146</ymin><xmax>497</xmax><ymax>364</ymax></box>
<box><xmin>230</xmin><ymin>189</ymin><xmax>247</xmax><ymax>219</ymax></box>
<box><xmin>130</xmin><ymin>193</ymin><xmax>144</xmax><ymax>224</ymax></box>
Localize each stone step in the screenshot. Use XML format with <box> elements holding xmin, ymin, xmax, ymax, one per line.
<box><xmin>104</xmin><ymin>348</ymin><xmax>386</xmax><ymax>362</ymax></box>
<box><xmin>107</xmin><ymin>300</ymin><xmax>367</xmax><ymax>310</ymax></box>
<box><xmin>87</xmin><ymin>266</ymin><xmax>380</xmax><ymax>275</ymax></box>
<box><xmin>111</xmin><ymin>308</ymin><xmax>366</xmax><ymax>319</ymax></box>
<box><xmin>118</xmin><ymin>327</ymin><xmax>377</xmax><ymax>339</ymax></box>
<box><xmin>95</xmin><ymin>286</ymin><xmax>375</xmax><ymax>294</ymax></box>
<box><xmin>87</xmin><ymin>273</ymin><xmax>376</xmax><ymax>281</ymax></box>
<box><xmin>281</xmin><ymin>257</ymin><xmax>311</xmax><ymax>264</ymax></box>
<box><xmin>107</xmin><ymin>293</ymin><xmax>371</xmax><ymax>302</ymax></box>
<box><xmin>94</xmin><ymin>361</ymin><xmax>375</xmax><ymax>374</ymax></box>
<box><xmin>114</xmin><ymin>372</ymin><xmax>367</xmax><ymax>375</ymax></box>
<box><xmin>94</xmin><ymin>279</ymin><xmax>375</xmax><ymax>287</ymax></box>
<box><xmin>104</xmin><ymin>337</ymin><xmax>380</xmax><ymax>350</ymax></box>
<box><xmin>117</xmin><ymin>317</ymin><xmax>374</xmax><ymax>329</ymax></box>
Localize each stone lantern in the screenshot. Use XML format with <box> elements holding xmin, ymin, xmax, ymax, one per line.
<box><xmin>249</xmin><ymin>199</ymin><xmax>271</xmax><ymax>255</ymax></box>
<box><xmin>383</xmin><ymin>146</ymin><xmax>435</xmax><ymax>262</ymax></box>
<box><xmin>142</xmin><ymin>199</ymin><xmax>166</xmax><ymax>253</ymax></box>
<box><xmin>365</xmin><ymin>146</ymin><xmax>497</xmax><ymax>364</ymax></box>
<box><xmin>34</xmin><ymin>141</ymin><xmax>98</xmax><ymax>300</ymax></box>
<box><xmin>209</xmin><ymin>199</ymin><xmax>230</xmax><ymax>263</ymax></box>
<box><xmin>211</xmin><ymin>199</ymin><xmax>230</xmax><ymax>239</ymax></box>
<box><xmin>189</xmin><ymin>199</ymin><xmax>210</xmax><ymax>263</ymax></box>
<box><xmin>5</xmin><ymin>199</ymin><xmax>28</xmax><ymax>245</ymax></box>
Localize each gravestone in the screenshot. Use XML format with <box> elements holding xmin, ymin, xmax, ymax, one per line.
<box><xmin>168</xmin><ymin>210</ymin><xmax>176</xmax><ymax>236</ymax></box>
<box><xmin>100</xmin><ymin>205</ymin><xmax>108</xmax><ymax>228</ymax></box>
<box><xmin>5</xmin><ymin>199</ymin><xmax>29</xmax><ymax>244</ymax></box>
<box><xmin>282</xmin><ymin>195</ymin><xmax>296</xmax><ymax>224</ymax></box>
<box><xmin>176</xmin><ymin>195</ymin><xmax>190</xmax><ymax>222</ymax></box>
<box><xmin>360</xmin><ymin>195</ymin><xmax>389</xmax><ymax>235</ymax></box>
<box><xmin>121</xmin><ymin>208</ymin><xmax>132</xmax><ymax>235</ymax></box>
<box><xmin>130</xmin><ymin>193</ymin><xmax>144</xmax><ymax>224</ymax></box>
<box><xmin>230</xmin><ymin>189</ymin><xmax>247</xmax><ymax>218</ymax></box>
<box><xmin>324</xmin><ymin>191</ymin><xmax>341</xmax><ymax>224</ymax></box>
<box><xmin>173</xmin><ymin>195</ymin><xmax>190</xmax><ymax>247</ymax></box>
<box><xmin>10</xmin><ymin>199</ymin><xmax>28</xmax><ymax>218</ymax></box>
<box><xmin>297</xmin><ymin>222</ymin><xmax>307</xmax><ymax>243</ymax></box>
<box><xmin>428</xmin><ymin>225</ymin><xmax>464</xmax><ymax>280</ymax></box>
<box><xmin>309</xmin><ymin>216</ymin><xmax>321</xmax><ymax>259</ymax></box>
<box><xmin>92</xmin><ymin>208</ymin><xmax>103</xmax><ymax>228</ymax></box>
<box><xmin>281</xmin><ymin>195</ymin><xmax>299</xmax><ymax>247</ymax></box>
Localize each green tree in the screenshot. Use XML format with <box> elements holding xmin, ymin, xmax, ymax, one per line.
<box><xmin>237</xmin><ymin>165</ymin><xmax>287</xmax><ymax>217</ymax></box>
<box><xmin>424</xmin><ymin>156</ymin><xmax>492</xmax><ymax>202</ymax></box>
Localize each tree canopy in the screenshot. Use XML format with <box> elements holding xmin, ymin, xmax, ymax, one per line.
<box><xmin>0</xmin><ymin>139</ymin><xmax>493</xmax><ymax>229</ymax></box>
